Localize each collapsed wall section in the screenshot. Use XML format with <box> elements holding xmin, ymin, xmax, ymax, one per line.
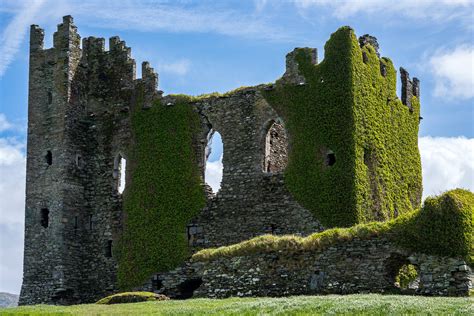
<box><xmin>191</xmin><ymin>239</ymin><xmax>471</xmax><ymax>298</ymax></box>
<box><xmin>147</xmin><ymin>190</ymin><xmax>472</xmax><ymax>298</ymax></box>
<box><xmin>187</xmin><ymin>89</ymin><xmax>323</xmax><ymax>250</ymax></box>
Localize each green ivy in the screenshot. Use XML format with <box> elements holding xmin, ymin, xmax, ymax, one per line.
<box><xmin>194</xmin><ymin>189</ymin><xmax>474</xmax><ymax>263</ymax></box>
<box><xmin>390</xmin><ymin>189</ymin><xmax>474</xmax><ymax>262</ymax></box>
<box><xmin>116</xmin><ymin>93</ymin><xmax>205</xmax><ymax>290</ymax></box>
<box><xmin>262</xmin><ymin>27</ymin><xmax>421</xmax><ymax>227</ymax></box>
<box><xmin>395</xmin><ymin>264</ymin><xmax>418</xmax><ymax>289</ymax></box>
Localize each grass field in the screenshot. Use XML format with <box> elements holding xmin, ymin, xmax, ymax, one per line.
<box><xmin>2</xmin><ymin>294</ymin><xmax>473</xmax><ymax>315</ymax></box>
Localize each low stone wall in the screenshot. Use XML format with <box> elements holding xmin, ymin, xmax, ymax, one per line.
<box><xmin>143</xmin><ymin>238</ymin><xmax>472</xmax><ymax>298</ymax></box>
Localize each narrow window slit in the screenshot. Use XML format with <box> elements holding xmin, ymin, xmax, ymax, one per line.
<box><xmin>204</xmin><ymin>130</ymin><xmax>223</xmax><ymax>193</ymax></box>
<box><xmin>40</xmin><ymin>208</ymin><xmax>49</xmax><ymax>228</ymax></box>
<box><xmin>45</xmin><ymin>151</ymin><xmax>52</xmax><ymax>165</ymax></box>
<box><xmin>263</xmin><ymin>121</ymin><xmax>288</xmax><ymax>173</ymax></box>
<box><xmin>113</xmin><ymin>154</ymin><xmax>126</xmax><ymax>194</ymax></box>
<box><xmin>325</xmin><ymin>150</ymin><xmax>336</xmax><ymax>166</ymax></box>
<box><xmin>105</xmin><ymin>240</ymin><xmax>113</xmax><ymax>257</ymax></box>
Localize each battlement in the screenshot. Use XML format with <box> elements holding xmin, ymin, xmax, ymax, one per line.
<box><xmin>53</xmin><ymin>15</ymin><xmax>80</xmax><ymax>51</ymax></box>
<box><xmin>282</xmin><ymin>47</ymin><xmax>317</xmax><ymax>84</ymax></box>
<box><xmin>29</xmin><ymin>25</ymin><xmax>44</xmax><ymax>51</ymax></box>
<box><xmin>400</xmin><ymin>67</ymin><xmax>420</xmax><ymax>110</ymax></box>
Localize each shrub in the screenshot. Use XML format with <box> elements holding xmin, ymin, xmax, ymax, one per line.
<box><xmin>96</xmin><ymin>292</ymin><xmax>169</xmax><ymax>304</ymax></box>
<box><xmin>395</xmin><ymin>264</ymin><xmax>418</xmax><ymax>289</ymax></box>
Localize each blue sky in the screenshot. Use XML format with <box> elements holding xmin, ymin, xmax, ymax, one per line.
<box><xmin>0</xmin><ymin>0</ymin><xmax>473</xmax><ymax>294</ymax></box>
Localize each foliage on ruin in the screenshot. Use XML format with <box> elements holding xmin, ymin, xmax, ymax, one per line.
<box><xmin>116</xmin><ymin>93</ymin><xmax>206</xmax><ymax>290</ymax></box>
<box><xmin>193</xmin><ymin>189</ymin><xmax>474</xmax><ymax>263</ymax></box>
<box><xmin>395</xmin><ymin>264</ymin><xmax>418</xmax><ymax>289</ymax></box>
<box><xmin>262</xmin><ymin>27</ymin><xmax>421</xmax><ymax>228</ymax></box>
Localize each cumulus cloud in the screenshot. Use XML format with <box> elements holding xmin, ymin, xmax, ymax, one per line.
<box><xmin>205</xmin><ymin>155</ymin><xmax>223</xmax><ymax>193</ymax></box>
<box><xmin>419</xmin><ymin>136</ymin><xmax>474</xmax><ymax>199</ymax></box>
<box><xmin>158</xmin><ymin>59</ymin><xmax>191</xmax><ymax>76</ymax></box>
<box><xmin>429</xmin><ymin>45</ymin><xmax>474</xmax><ymax>100</ymax></box>
<box><xmin>0</xmin><ymin>137</ymin><xmax>26</xmax><ymax>294</ymax></box>
<box><xmin>294</xmin><ymin>0</ymin><xmax>473</xmax><ymax>20</ymax></box>
<box><xmin>0</xmin><ymin>114</ymin><xmax>14</xmax><ymax>132</ymax></box>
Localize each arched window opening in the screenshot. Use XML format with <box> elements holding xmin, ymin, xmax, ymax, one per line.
<box><xmin>45</xmin><ymin>150</ymin><xmax>52</xmax><ymax>165</ymax></box>
<box><xmin>40</xmin><ymin>208</ymin><xmax>49</xmax><ymax>228</ymax></box>
<box><xmin>263</xmin><ymin>121</ymin><xmax>288</xmax><ymax>173</ymax></box>
<box><xmin>204</xmin><ymin>131</ymin><xmax>223</xmax><ymax>193</ymax></box>
<box><xmin>113</xmin><ymin>154</ymin><xmax>126</xmax><ymax>194</ymax></box>
<box><xmin>325</xmin><ymin>150</ymin><xmax>336</xmax><ymax>167</ymax></box>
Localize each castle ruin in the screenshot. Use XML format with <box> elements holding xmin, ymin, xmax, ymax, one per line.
<box><xmin>20</xmin><ymin>16</ymin><xmax>472</xmax><ymax>305</ymax></box>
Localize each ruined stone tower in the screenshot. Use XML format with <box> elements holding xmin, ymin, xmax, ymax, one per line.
<box><xmin>20</xmin><ymin>17</ymin><xmax>423</xmax><ymax>304</ymax></box>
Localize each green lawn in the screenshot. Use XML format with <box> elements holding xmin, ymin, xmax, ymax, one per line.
<box><xmin>2</xmin><ymin>295</ymin><xmax>473</xmax><ymax>315</ymax></box>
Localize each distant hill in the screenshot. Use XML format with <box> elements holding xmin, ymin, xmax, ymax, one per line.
<box><xmin>0</xmin><ymin>292</ymin><xmax>19</xmax><ymax>308</ymax></box>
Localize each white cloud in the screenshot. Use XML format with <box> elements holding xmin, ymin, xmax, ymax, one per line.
<box><xmin>158</xmin><ymin>59</ymin><xmax>191</xmax><ymax>76</ymax></box>
<box><xmin>0</xmin><ymin>0</ymin><xmax>47</xmax><ymax>77</ymax></box>
<box><xmin>419</xmin><ymin>136</ymin><xmax>474</xmax><ymax>199</ymax></box>
<box><xmin>0</xmin><ymin>137</ymin><xmax>26</xmax><ymax>226</ymax></box>
<box><xmin>205</xmin><ymin>155</ymin><xmax>223</xmax><ymax>193</ymax></box>
<box><xmin>0</xmin><ymin>114</ymin><xmax>14</xmax><ymax>132</ymax></box>
<box><xmin>429</xmin><ymin>45</ymin><xmax>474</xmax><ymax>100</ymax></box>
<box><xmin>293</xmin><ymin>0</ymin><xmax>473</xmax><ymax>20</ymax></box>
<box><xmin>0</xmin><ymin>137</ymin><xmax>26</xmax><ymax>294</ymax></box>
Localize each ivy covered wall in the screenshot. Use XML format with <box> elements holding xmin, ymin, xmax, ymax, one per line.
<box><xmin>116</xmin><ymin>94</ymin><xmax>205</xmax><ymax>289</ymax></box>
<box><xmin>263</xmin><ymin>27</ymin><xmax>422</xmax><ymax>228</ymax></box>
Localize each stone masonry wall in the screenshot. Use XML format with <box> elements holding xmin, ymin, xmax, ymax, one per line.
<box><xmin>143</xmin><ymin>238</ymin><xmax>472</xmax><ymax>298</ymax></box>
<box><xmin>186</xmin><ymin>88</ymin><xmax>323</xmax><ymax>250</ymax></box>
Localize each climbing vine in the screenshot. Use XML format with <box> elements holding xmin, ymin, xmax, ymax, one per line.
<box><xmin>263</xmin><ymin>27</ymin><xmax>421</xmax><ymax>227</ymax></box>
<box><xmin>116</xmin><ymin>92</ymin><xmax>205</xmax><ymax>290</ymax></box>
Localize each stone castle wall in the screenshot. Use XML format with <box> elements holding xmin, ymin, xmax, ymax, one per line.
<box><xmin>142</xmin><ymin>238</ymin><xmax>472</xmax><ymax>298</ymax></box>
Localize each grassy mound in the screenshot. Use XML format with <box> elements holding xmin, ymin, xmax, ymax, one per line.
<box><xmin>7</xmin><ymin>295</ymin><xmax>474</xmax><ymax>315</ymax></box>
<box><xmin>193</xmin><ymin>189</ymin><xmax>474</xmax><ymax>262</ymax></box>
<box><xmin>96</xmin><ymin>292</ymin><xmax>169</xmax><ymax>305</ymax></box>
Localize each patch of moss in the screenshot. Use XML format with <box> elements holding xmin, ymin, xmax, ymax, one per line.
<box><xmin>193</xmin><ymin>189</ymin><xmax>473</xmax><ymax>263</ymax></box>
<box><xmin>96</xmin><ymin>292</ymin><xmax>169</xmax><ymax>304</ymax></box>
<box><xmin>262</xmin><ymin>27</ymin><xmax>421</xmax><ymax>227</ymax></box>
<box><xmin>116</xmin><ymin>93</ymin><xmax>205</xmax><ymax>290</ymax></box>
